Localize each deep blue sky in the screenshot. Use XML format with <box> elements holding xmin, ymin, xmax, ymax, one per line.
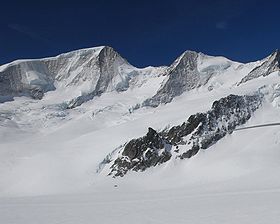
<box><xmin>0</xmin><ymin>0</ymin><xmax>279</xmax><ymax>67</ymax></box>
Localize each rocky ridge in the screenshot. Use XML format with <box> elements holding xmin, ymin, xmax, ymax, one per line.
<box><xmin>108</xmin><ymin>93</ymin><xmax>263</xmax><ymax>177</ymax></box>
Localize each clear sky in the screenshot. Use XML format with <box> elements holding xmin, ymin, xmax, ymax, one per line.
<box><xmin>0</xmin><ymin>0</ymin><xmax>279</xmax><ymax>67</ymax></box>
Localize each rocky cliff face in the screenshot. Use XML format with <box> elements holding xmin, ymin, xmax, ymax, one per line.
<box><xmin>143</xmin><ymin>51</ymin><xmax>200</xmax><ymax>107</ymax></box>
<box><xmin>109</xmin><ymin>127</ymin><xmax>172</xmax><ymax>177</ymax></box>
<box><xmin>108</xmin><ymin>93</ymin><xmax>263</xmax><ymax>177</ymax></box>
<box><xmin>239</xmin><ymin>50</ymin><xmax>280</xmax><ymax>85</ymax></box>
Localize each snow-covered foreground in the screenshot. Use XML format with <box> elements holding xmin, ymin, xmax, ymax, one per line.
<box><xmin>1</xmin><ymin>100</ymin><xmax>280</xmax><ymax>223</ymax></box>
<box><xmin>1</xmin><ymin>187</ymin><xmax>280</xmax><ymax>224</ymax></box>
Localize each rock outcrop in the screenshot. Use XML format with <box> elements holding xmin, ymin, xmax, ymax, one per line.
<box><xmin>109</xmin><ymin>127</ymin><xmax>172</xmax><ymax>177</ymax></box>
<box><xmin>109</xmin><ymin>93</ymin><xmax>263</xmax><ymax>177</ymax></box>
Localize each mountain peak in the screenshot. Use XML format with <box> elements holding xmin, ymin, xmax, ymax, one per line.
<box><xmin>272</xmin><ymin>48</ymin><xmax>279</xmax><ymax>55</ymax></box>
<box><xmin>239</xmin><ymin>49</ymin><xmax>280</xmax><ymax>85</ymax></box>
<box><xmin>270</xmin><ymin>49</ymin><xmax>280</xmax><ymax>62</ymax></box>
<box><xmin>179</xmin><ymin>50</ymin><xmax>199</xmax><ymax>60</ymax></box>
<box><xmin>169</xmin><ymin>50</ymin><xmax>199</xmax><ymax>70</ymax></box>
<box><xmin>97</xmin><ymin>45</ymin><xmax>130</xmax><ymax>65</ymax></box>
<box><xmin>182</xmin><ymin>49</ymin><xmax>199</xmax><ymax>55</ymax></box>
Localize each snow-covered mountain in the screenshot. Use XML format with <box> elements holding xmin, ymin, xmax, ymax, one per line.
<box><xmin>0</xmin><ymin>46</ymin><xmax>166</xmax><ymax>106</ymax></box>
<box><xmin>1</xmin><ymin>46</ymin><xmax>280</xmax><ymax>223</ymax></box>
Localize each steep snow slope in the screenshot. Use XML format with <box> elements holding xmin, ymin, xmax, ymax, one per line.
<box><xmin>0</xmin><ymin>47</ymin><xmax>280</xmax><ymax>224</ymax></box>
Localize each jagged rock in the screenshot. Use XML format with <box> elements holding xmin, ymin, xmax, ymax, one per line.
<box><xmin>179</xmin><ymin>94</ymin><xmax>262</xmax><ymax>155</ymax></box>
<box><xmin>165</xmin><ymin>113</ymin><xmax>205</xmax><ymax>144</ymax></box>
<box><xmin>108</xmin><ymin>93</ymin><xmax>263</xmax><ymax>177</ymax></box>
<box><xmin>109</xmin><ymin>127</ymin><xmax>172</xmax><ymax>177</ymax></box>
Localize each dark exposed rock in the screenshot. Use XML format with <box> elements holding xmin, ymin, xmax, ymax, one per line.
<box><xmin>180</xmin><ymin>145</ymin><xmax>199</xmax><ymax>159</ymax></box>
<box><xmin>178</xmin><ymin>94</ymin><xmax>262</xmax><ymax>154</ymax></box>
<box><xmin>30</xmin><ymin>87</ymin><xmax>44</xmax><ymax>100</ymax></box>
<box><xmin>165</xmin><ymin>113</ymin><xmax>205</xmax><ymax>144</ymax></box>
<box><xmin>108</xmin><ymin>93</ymin><xmax>263</xmax><ymax>177</ymax></box>
<box><xmin>109</xmin><ymin>127</ymin><xmax>172</xmax><ymax>177</ymax></box>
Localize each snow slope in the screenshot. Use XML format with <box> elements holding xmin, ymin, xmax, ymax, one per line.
<box><xmin>0</xmin><ymin>47</ymin><xmax>280</xmax><ymax>224</ymax></box>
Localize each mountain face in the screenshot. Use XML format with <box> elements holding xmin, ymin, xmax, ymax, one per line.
<box><xmin>62</xmin><ymin>46</ymin><xmax>140</xmax><ymax>108</ymax></box>
<box><xmin>0</xmin><ymin>46</ymin><xmax>280</xmax><ymax>196</ymax></box>
<box><xmin>143</xmin><ymin>51</ymin><xmax>200</xmax><ymax>107</ymax></box>
<box><xmin>0</xmin><ymin>46</ymin><xmax>144</xmax><ymax>107</ymax></box>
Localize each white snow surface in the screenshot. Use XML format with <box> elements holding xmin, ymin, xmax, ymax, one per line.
<box><xmin>1</xmin><ymin>47</ymin><xmax>280</xmax><ymax>224</ymax></box>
